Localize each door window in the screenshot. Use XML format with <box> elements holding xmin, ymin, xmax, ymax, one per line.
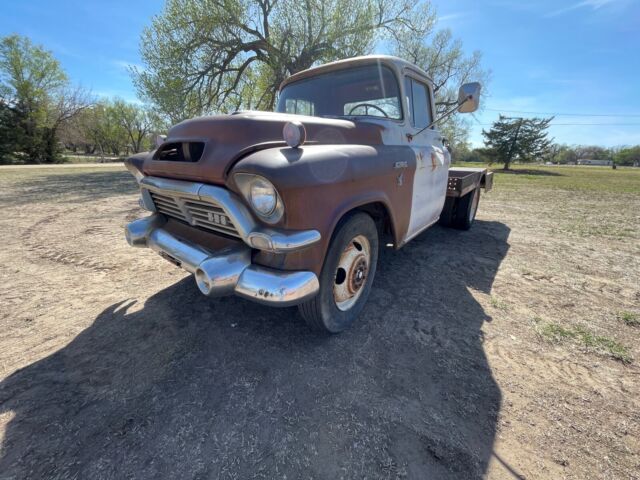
<box><xmin>405</xmin><ymin>77</ymin><xmax>433</xmax><ymax>128</ymax></box>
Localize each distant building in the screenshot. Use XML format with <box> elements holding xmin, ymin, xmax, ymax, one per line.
<box><xmin>577</xmin><ymin>159</ymin><xmax>613</xmax><ymax>166</ymax></box>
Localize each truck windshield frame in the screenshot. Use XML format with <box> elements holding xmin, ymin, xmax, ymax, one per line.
<box><xmin>276</xmin><ymin>64</ymin><xmax>403</xmax><ymax>121</ymax></box>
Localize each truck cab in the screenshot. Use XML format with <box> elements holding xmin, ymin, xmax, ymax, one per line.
<box><xmin>124</xmin><ymin>55</ymin><xmax>491</xmax><ymax>332</ymax></box>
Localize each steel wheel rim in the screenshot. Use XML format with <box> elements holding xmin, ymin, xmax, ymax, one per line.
<box><xmin>333</xmin><ymin>234</ymin><xmax>371</xmax><ymax>311</ymax></box>
<box><xmin>469</xmin><ymin>189</ymin><xmax>480</xmax><ymax>222</ymax></box>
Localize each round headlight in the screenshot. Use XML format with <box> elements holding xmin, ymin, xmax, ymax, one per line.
<box><xmin>234</xmin><ymin>173</ymin><xmax>284</xmax><ymax>223</ymax></box>
<box><xmin>283</xmin><ymin>121</ymin><xmax>306</xmax><ymax>148</ymax></box>
<box><xmin>249</xmin><ymin>177</ymin><xmax>277</xmax><ymax>215</ymax></box>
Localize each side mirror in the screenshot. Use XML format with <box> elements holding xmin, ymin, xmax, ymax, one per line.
<box><xmin>457</xmin><ymin>82</ymin><xmax>481</xmax><ymax>113</ymax></box>
<box><xmin>155</xmin><ymin>134</ymin><xmax>167</xmax><ymax>148</ymax></box>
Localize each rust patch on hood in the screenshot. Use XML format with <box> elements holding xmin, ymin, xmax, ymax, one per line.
<box><xmin>142</xmin><ymin>111</ymin><xmax>385</xmax><ymax>185</ymax></box>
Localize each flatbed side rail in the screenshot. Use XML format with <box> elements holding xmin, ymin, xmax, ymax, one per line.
<box><xmin>446</xmin><ymin>167</ymin><xmax>493</xmax><ymax>197</ymax></box>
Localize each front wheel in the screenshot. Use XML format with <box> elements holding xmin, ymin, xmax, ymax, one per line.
<box><xmin>298</xmin><ymin>212</ymin><xmax>379</xmax><ymax>333</ymax></box>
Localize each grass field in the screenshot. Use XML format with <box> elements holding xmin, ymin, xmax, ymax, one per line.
<box><xmin>462</xmin><ymin>163</ymin><xmax>640</xmax><ymax>193</ymax></box>
<box><xmin>0</xmin><ymin>163</ymin><xmax>638</xmax><ymax>478</ymax></box>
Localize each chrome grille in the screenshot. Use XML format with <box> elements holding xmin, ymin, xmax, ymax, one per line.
<box><xmin>149</xmin><ymin>192</ymin><xmax>187</xmax><ymax>221</ymax></box>
<box><xmin>148</xmin><ymin>190</ymin><xmax>240</xmax><ymax>238</ymax></box>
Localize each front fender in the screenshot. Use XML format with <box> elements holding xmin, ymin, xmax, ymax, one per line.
<box><xmin>230</xmin><ymin>144</ymin><xmax>416</xmax><ymax>275</ymax></box>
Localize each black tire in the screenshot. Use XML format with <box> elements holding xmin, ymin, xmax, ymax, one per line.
<box><xmin>453</xmin><ymin>187</ymin><xmax>480</xmax><ymax>230</ymax></box>
<box><xmin>438</xmin><ymin>197</ymin><xmax>455</xmax><ymax>227</ymax></box>
<box><xmin>298</xmin><ymin>212</ymin><xmax>379</xmax><ymax>333</ymax></box>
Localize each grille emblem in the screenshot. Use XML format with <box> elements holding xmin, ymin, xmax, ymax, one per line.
<box><xmin>207</xmin><ymin>212</ymin><xmax>227</xmax><ymax>226</ymax></box>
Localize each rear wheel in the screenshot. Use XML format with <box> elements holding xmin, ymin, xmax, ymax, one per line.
<box><xmin>453</xmin><ymin>187</ymin><xmax>480</xmax><ymax>230</ymax></box>
<box><xmin>298</xmin><ymin>212</ymin><xmax>378</xmax><ymax>333</ymax></box>
<box><xmin>438</xmin><ymin>197</ymin><xmax>455</xmax><ymax>227</ymax></box>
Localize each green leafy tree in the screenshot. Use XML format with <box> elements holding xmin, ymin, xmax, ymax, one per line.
<box><xmin>482</xmin><ymin>115</ymin><xmax>553</xmax><ymax>170</ymax></box>
<box><xmin>112</xmin><ymin>100</ymin><xmax>156</xmax><ymax>153</ymax></box>
<box><xmin>65</xmin><ymin>99</ymin><xmax>164</xmax><ymax>157</ymax></box>
<box><xmin>574</xmin><ymin>145</ymin><xmax>611</xmax><ymax>161</ymax></box>
<box><xmin>393</xmin><ymin>28</ymin><xmax>488</xmax><ymax>113</ymax></box>
<box><xmin>455</xmin><ymin>147</ymin><xmax>494</xmax><ymax>164</ymax></box>
<box><xmin>0</xmin><ymin>34</ymin><xmax>65</xmax><ymax>162</ymax></box>
<box><xmin>0</xmin><ymin>34</ymin><xmax>89</xmax><ymax>163</ymax></box>
<box><xmin>551</xmin><ymin>144</ymin><xmax>578</xmax><ymax>164</ymax></box>
<box><xmin>0</xmin><ymin>101</ymin><xmax>19</xmax><ymax>162</ymax></box>
<box><xmin>613</xmin><ymin>146</ymin><xmax>640</xmax><ymax>166</ymax></box>
<box><xmin>438</xmin><ymin>109</ymin><xmax>473</xmax><ymax>152</ymax></box>
<box><xmin>392</xmin><ymin>27</ymin><xmax>489</xmax><ymax>151</ymax></box>
<box><xmin>133</xmin><ymin>0</ymin><xmax>433</xmax><ymax>122</ymax></box>
<box><xmin>78</xmin><ymin>102</ymin><xmax>127</xmax><ymax>157</ymax></box>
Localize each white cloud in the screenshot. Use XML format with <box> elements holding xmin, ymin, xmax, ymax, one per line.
<box><xmin>111</xmin><ymin>59</ymin><xmax>144</xmax><ymax>72</ymax></box>
<box><xmin>545</xmin><ymin>0</ymin><xmax>617</xmax><ymax>17</ymax></box>
<box><xmin>438</xmin><ymin>12</ymin><xmax>469</xmax><ymax>23</ymax></box>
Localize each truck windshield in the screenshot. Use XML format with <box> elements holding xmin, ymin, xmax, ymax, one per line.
<box><xmin>276</xmin><ymin>64</ymin><xmax>402</xmax><ymax>120</ymax></box>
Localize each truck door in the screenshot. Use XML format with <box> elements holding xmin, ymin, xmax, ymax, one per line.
<box><xmin>403</xmin><ymin>75</ymin><xmax>450</xmax><ymax>242</ymax></box>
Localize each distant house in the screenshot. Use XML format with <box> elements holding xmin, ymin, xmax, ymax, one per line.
<box><xmin>577</xmin><ymin>159</ymin><xmax>613</xmax><ymax>166</ymax></box>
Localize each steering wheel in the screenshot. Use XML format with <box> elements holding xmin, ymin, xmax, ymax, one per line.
<box><xmin>347</xmin><ymin>103</ymin><xmax>389</xmax><ymax>118</ymax></box>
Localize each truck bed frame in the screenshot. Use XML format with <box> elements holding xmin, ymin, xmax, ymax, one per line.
<box><xmin>446</xmin><ymin>167</ymin><xmax>493</xmax><ymax>197</ymax></box>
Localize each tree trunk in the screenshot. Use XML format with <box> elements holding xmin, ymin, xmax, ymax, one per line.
<box><xmin>504</xmin><ymin>118</ymin><xmax>523</xmax><ymax>171</ymax></box>
<box><xmin>42</xmin><ymin>128</ymin><xmax>60</xmax><ymax>163</ymax></box>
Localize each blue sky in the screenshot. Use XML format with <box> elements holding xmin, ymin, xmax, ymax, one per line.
<box><xmin>2</xmin><ymin>0</ymin><xmax>639</xmax><ymax>147</ymax></box>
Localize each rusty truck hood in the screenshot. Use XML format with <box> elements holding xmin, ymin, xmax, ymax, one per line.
<box><xmin>142</xmin><ymin>111</ymin><xmax>385</xmax><ymax>184</ymax></box>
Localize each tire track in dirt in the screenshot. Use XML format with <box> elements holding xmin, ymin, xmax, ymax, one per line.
<box><xmin>486</xmin><ymin>341</ymin><xmax>629</xmax><ymax>396</ymax></box>
<box><xmin>20</xmin><ymin>210</ymin><xmax>121</xmax><ymax>273</ymax></box>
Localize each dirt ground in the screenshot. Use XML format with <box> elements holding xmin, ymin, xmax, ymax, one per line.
<box><xmin>0</xmin><ymin>164</ymin><xmax>638</xmax><ymax>479</ymax></box>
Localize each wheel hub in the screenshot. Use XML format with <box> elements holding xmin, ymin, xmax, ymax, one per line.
<box><xmin>348</xmin><ymin>256</ymin><xmax>368</xmax><ymax>293</ymax></box>
<box><xmin>333</xmin><ymin>235</ymin><xmax>371</xmax><ymax>311</ymax></box>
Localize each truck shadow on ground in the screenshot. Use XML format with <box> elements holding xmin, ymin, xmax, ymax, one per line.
<box><xmin>0</xmin><ymin>220</ymin><xmax>510</xmax><ymax>479</ymax></box>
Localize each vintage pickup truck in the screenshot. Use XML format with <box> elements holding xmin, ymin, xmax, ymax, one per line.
<box><xmin>124</xmin><ymin>55</ymin><xmax>492</xmax><ymax>332</ymax></box>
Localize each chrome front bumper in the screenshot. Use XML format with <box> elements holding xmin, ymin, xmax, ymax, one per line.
<box><xmin>125</xmin><ymin>214</ymin><xmax>320</xmax><ymax>306</ymax></box>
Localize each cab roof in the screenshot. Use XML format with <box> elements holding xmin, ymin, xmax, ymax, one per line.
<box><xmin>279</xmin><ymin>55</ymin><xmax>432</xmax><ymax>91</ymax></box>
